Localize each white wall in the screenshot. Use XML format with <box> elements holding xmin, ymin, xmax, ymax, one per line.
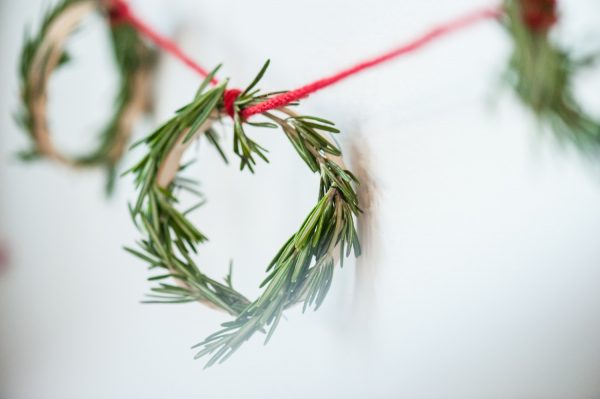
<box><xmin>1</xmin><ymin>1</ymin><xmax>600</xmax><ymax>398</ymax></box>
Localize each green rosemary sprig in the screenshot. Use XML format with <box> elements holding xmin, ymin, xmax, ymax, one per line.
<box><xmin>126</xmin><ymin>62</ymin><xmax>361</xmax><ymax>366</ymax></box>
<box><xmin>16</xmin><ymin>0</ymin><xmax>155</xmax><ymax>193</ymax></box>
<box><xmin>503</xmin><ymin>0</ymin><xmax>600</xmax><ymax>153</ymax></box>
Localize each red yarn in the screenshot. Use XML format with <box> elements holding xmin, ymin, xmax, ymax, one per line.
<box><xmin>520</xmin><ymin>0</ymin><xmax>558</xmax><ymax>32</ymax></box>
<box><xmin>109</xmin><ymin>0</ymin><xmax>218</xmax><ymax>85</ymax></box>
<box><xmin>241</xmin><ymin>7</ymin><xmax>501</xmax><ymax>119</ymax></box>
<box><xmin>107</xmin><ymin>0</ymin><xmax>130</xmax><ymax>25</ymax></box>
<box><xmin>223</xmin><ymin>89</ymin><xmax>242</xmax><ymax>117</ymax></box>
<box><xmin>110</xmin><ymin>1</ymin><xmax>501</xmax><ymax>119</ymax></box>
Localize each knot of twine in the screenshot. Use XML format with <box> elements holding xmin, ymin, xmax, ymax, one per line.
<box><xmin>520</xmin><ymin>0</ymin><xmax>558</xmax><ymax>33</ymax></box>
<box><xmin>107</xmin><ymin>0</ymin><xmax>131</xmax><ymax>25</ymax></box>
<box><xmin>222</xmin><ymin>89</ymin><xmax>242</xmax><ymax>118</ymax></box>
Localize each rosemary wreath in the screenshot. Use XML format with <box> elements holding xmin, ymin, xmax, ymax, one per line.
<box><xmin>16</xmin><ymin>0</ymin><xmax>155</xmax><ymax>192</ymax></box>
<box><xmin>503</xmin><ymin>0</ymin><xmax>600</xmax><ymax>152</ymax></box>
<box><xmin>125</xmin><ymin>62</ymin><xmax>361</xmax><ymax>367</ymax></box>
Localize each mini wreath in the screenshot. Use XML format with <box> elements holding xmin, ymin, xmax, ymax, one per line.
<box><xmin>125</xmin><ymin>63</ymin><xmax>362</xmax><ymax>367</ymax></box>
<box><xmin>17</xmin><ymin>0</ymin><xmax>155</xmax><ymax>192</ymax></box>
<box><xmin>503</xmin><ymin>0</ymin><xmax>600</xmax><ymax>152</ymax></box>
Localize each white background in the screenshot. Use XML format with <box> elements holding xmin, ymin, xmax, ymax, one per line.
<box><xmin>1</xmin><ymin>0</ymin><xmax>600</xmax><ymax>398</ymax></box>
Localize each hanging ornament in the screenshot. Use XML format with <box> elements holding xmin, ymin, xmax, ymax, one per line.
<box><xmin>503</xmin><ymin>0</ymin><xmax>600</xmax><ymax>152</ymax></box>
<box><xmin>16</xmin><ymin>0</ymin><xmax>156</xmax><ymax>192</ymax></box>
<box><xmin>125</xmin><ymin>63</ymin><xmax>362</xmax><ymax>367</ymax></box>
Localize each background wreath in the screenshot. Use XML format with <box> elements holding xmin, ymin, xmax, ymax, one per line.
<box><xmin>503</xmin><ymin>0</ymin><xmax>600</xmax><ymax>152</ymax></box>
<box><xmin>16</xmin><ymin>0</ymin><xmax>156</xmax><ymax>192</ymax></box>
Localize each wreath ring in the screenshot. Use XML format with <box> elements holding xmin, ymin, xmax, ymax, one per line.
<box><xmin>17</xmin><ymin>0</ymin><xmax>156</xmax><ymax>191</ymax></box>
<box><xmin>126</xmin><ymin>64</ymin><xmax>362</xmax><ymax>366</ymax></box>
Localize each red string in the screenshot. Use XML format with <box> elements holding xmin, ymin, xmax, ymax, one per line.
<box><xmin>110</xmin><ymin>0</ymin><xmax>219</xmax><ymax>85</ymax></box>
<box><xmin>242</xmin><ymin>7</ymin><xmax>502</xmax><ymax>119</ymax></box>
<box><xmin>110</xmin><ymin>1</ymin><xmax>502</xmax><ymax>119</ymax></box>
<box><xmin>223</xmin><ymin>88</ymin><xmax>242</xmax><ymax>117</ymax></box>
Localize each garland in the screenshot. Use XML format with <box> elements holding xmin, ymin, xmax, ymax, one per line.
<box><xmin>14</xmin><ymin>0</ymin><xmax>600</xmax><ymax>367</ymax></box>
<box><xmin>16</xmin><ymin>0</ymin><xmax>156</xmax><ymax>192</ymax></box>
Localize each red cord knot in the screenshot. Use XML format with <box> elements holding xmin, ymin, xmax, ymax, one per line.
<box><xmin>520</xmin><ymin>0</ymin><xmax>558</xmax><ymax>33</ymax></box>
<box><xmin>223</xmin><ymin>89</ymin><xmax>242</xmax><ymax>118</ymax></box>
<box><xmin>107</xmin><ymin>0</ymin><xmax>131</xmax><ymax>25</ymax></box>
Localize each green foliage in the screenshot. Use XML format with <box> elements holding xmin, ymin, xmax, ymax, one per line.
<box><xmin>126</xmin><ymin>71</ymin><xmax>250</xmax><ymax>315</ymax></box>
<box><xmin>18</xmin><ymin>0</ymin><xmax>80</xmax><ymax>137</ymax></box>
<box><xmin>503</xmin><ymin>0</ymin><xmax>600</xmax><ymax>153</ymax></box>
<box><xmin>126</xmin><ymin>63</ymin><xmax>361</xmax><ymax>366</ymax></box>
